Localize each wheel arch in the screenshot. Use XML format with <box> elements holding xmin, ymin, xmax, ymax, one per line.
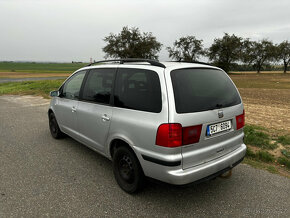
<box><xmin>109</xmin><ymin>138</ymin><xmax>135</xmax><ymax>159</ymax></box>
<box><xmin>48</xmin><ymin>108</ymin><xmax>54</xmax><ymax>116</ymax></box>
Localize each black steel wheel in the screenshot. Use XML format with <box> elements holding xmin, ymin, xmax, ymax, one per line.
<box><xmin>49</xmin><ymin>112</ymin><xmax>64</xmax><ymax>139</ymax></box>
<box><xmin>113</xmin><ymin>146</ymin><xmax>145</xmax><ymax>193</ymax></box>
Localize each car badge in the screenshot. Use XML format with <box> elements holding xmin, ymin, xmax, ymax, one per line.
<box><xmin>218</xmin><ymin>110</ymin><xmax>223</xmax><ymax>118</ymax></box>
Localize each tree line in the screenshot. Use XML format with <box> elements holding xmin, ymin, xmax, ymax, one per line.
<box><xmin>103</xmin><ymin>26</ymin><xmax>290</xmax><ymax>73</ymax></box>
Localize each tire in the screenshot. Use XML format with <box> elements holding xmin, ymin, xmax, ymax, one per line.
<box><xmin>113</xmin><ymin>146</ymin><xmax>145</xmax><ymax>193</ymax></box>
<box><xmin>49</xmin><ymin>112</ymin><xmax>64</xmax><ymax>139</ymax></box>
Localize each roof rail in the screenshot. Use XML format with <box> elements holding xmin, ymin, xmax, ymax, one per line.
<box><xmin>172</xmin><ymin>60</ymin><xmax>213</xmax><ymax>66</ymax></box>
<box><xmin>86</xmin><ymin>58</ymin><xmax>166</xmax><ymax>68</ymax></box>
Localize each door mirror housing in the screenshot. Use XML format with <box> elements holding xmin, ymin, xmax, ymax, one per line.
<box><xmin>50</xmin><ymin>90</ymin><xmax>60</xmax><ymax>97</ymax></box>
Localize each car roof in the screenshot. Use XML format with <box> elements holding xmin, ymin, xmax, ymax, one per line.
<box><xmin>161</xmin><ymin>61</ymin><xmax>216</xmax><ymax>68</ymax></box>
<box><xmin>78</xmin><ymin>61</ymin><xmax>220</xmax><ymax>72</ymax></box>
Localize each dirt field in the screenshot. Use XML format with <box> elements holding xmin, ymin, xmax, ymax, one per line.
<box><xmin>231</xmin><ymin>71</ymin><xmax>286</xmax><ymax>74</ymax></box>
<box><xmin>238</xmin><ymin>88</ymin><xmax>290</xmax><ymax>133</ymax></box>
<box><xmin>0</xmin><ymin>72</ymin><xmax>70</xmax><ymax>78</ymax></box>
<box><xmin>230</xmin><ymin>74</ymin><xmax>290</xmax><ymax>135</ymax></box>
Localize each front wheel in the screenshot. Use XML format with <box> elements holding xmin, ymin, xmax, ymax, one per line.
<box><xmin>49</xmin><ymin>112</ymin><xmax>65</xmax><ymax>139</ymax></box>
<box><xmin>113</xmin><ymin>146</ymin><xmax>145</xmax><ymax>193</ymax></box>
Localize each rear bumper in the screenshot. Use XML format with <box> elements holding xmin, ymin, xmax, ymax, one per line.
<box><xmin>139</xmin><ymin>143</ymin><xmax>246</xmax><ymax>185</ymax></box>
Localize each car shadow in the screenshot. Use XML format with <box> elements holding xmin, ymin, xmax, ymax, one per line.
<box><xmin>59</xmin><ymin>134</ymin><xmax>236</xmax><ymax>195</ymax></box>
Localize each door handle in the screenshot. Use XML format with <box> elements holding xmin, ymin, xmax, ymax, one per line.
<box><xmin>72</xmin><ymin>106</ymin><xmax>77</xmax><ymax>113</ymax></box>
<box><xmin>102</xmin><ymin>114</ymin><xmax>110</xmax><ymax>122</ymax></box>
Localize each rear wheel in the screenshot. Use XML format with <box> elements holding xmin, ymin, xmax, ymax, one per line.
<box><xmin>49</xmin><ymin>112</ymin><xmax>64</xmax><ymax>139</ymax></box>
<box><xmin>113</xmin><ymin>146</ymin><xmax>145</xmax><ymax>193</ymax></box>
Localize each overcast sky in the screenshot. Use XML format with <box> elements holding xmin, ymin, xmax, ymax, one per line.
<box><xmin>0</xmin><ymin>0</ymin><xmax>289</xmax><ymax>62</ymax></box>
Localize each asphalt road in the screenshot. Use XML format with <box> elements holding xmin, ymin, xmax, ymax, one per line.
<box><xmin>0</xmin><ymin>95</ymin><xmax>289</xmax><ymax>217</ymax></box>
<box><xmin>0</xmin><ymin>77</ymin><xmax>66</xmax><ymax>84</ymax></box>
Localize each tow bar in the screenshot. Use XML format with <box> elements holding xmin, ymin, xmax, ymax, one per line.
<box><xmin>219</xmin><ymin>169</ymin><xmax>232</xmax><ymax>178</ymax></box>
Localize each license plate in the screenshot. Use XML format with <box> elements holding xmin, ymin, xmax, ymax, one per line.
<box><xmin>207</xmin><ymin>120</ymin><xmax>231</xmax><ymax>136</ymax></box>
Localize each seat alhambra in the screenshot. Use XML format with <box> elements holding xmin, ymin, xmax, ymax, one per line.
<box><xmin>48</xmin><ymin>59</ymin><xmax>246</xmax><ymax>193</ymax></box>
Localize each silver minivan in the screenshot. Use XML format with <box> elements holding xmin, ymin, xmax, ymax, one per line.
<box><xmin>48</xmin><ymin>59</ymin><xmax>246</xmax><ymax>193</ymax></box>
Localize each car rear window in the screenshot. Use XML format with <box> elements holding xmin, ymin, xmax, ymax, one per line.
<box><xmin>114</xmin><ymin>68</ymin><xmax>162</xmax><ymax>113</ymax></box>
<box><xmin>170</xmin><ymin>68</ymin><xmax>241</xmax><ymax>113</ymax></box>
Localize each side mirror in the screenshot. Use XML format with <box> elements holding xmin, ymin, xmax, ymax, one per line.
<box><xmin>50</xmin><ymin>90</ymin><xmax>60</xmax><ymax>97</ymax></box>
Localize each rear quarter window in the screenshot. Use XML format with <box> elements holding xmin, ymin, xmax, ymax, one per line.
<box><xmin>114</xmin><ymin>68</ymin><xmax>162</xmax><ymax>113</ymax></box>
<box><xmin>171</xmin><ymin>68</ymin><xmax>241</xmax><ymax>113</ymax></box>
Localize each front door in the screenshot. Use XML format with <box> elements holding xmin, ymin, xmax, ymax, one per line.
<box><xmin>55</xmin><ymin>70</ymin><xmax>86</xmax><ymax>138</ymax></box>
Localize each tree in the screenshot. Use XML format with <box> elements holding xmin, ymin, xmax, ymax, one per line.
<box><xmin>207</xmin><ymin>33</ymin><xmax>243</xmax><ymax>73</ymax></box>
<box><xmin>103</xmin><ymin>26</ymin><xmax>162</xmax><ymax>59</ymax></box>
<box><xmin>242</xmin><ymin>39</ymin><xmax>276</xmax><ymax>73</ymax></box>
<box><xmin>167</xmin><ymin>36</ymin><xmax>205</xmax><ymax>62</ymax></box>
<box><xmin>276</xmin><ymin>40</ymin><xmax>290</xmax><ymax>73</ymax></box>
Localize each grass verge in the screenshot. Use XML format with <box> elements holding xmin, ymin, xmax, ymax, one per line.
<box><xmin>0</xmin><ymin>72</ymin><xmax>70</xmax><ymax>78</ymax></box>
<box><xmin>243</xmin><ymin>158</ymin><xmax>280</xmax><ymax>175</ymax></box>
<box><xmin>277</xmin><ymin>135</ymin><xmax>290</xmax><ymax>146</ymax></box>
<box><xmin>244</xmin><ymin>125</ymin><xmax>277</xmax><ymax>149</ymax></box>
<box><xmin>244</xmin><ymin>124</ymin><xmax>290</xmax><ymax>176</ymax></box>
<box><xmin>0</xmin><ymin>79</ymin><xmax>64</xmax><ymax>98</ymax></box>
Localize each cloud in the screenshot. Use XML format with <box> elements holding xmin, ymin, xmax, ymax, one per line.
<box><xmin>0</xmin><ymin>0</ymin><xmax>289</xmax><ymax>62</ymax></box>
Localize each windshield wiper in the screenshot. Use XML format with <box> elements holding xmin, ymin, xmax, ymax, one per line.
<box><xmin>215</xmin><ymin>103</ymin><xmax>223</xmax><ymax>108</ymax></box>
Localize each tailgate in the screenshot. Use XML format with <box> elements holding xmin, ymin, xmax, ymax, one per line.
<box><xmin>179</xmin><ymin>105</ymin><xmax>244</xmax><ymax>169</ymax></box>
<box><xmin>167</xmin><ymin>67</ymin><xmax>244</xmax><ymax>170</ymax></box>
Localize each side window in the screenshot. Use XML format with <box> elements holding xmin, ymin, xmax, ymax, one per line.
<box><xmin>114</xmin><ymin>68</ymin><xmax>162</xmax><ymax>113</ymax></box>
<box><xmin>82</xmin><ymin>68</ymin><xmax>115</xmax><ymax>104</ymax></box>
<box><xmin>62</xmin><ymin>71</ymin><xmax>86</xmax><ymax>100</ymax></box>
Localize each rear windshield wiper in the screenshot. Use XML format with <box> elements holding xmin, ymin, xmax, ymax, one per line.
<box><xmin>215</xmin><ymin>103</ymin><xmax>223</xmax><ymax>109</ymax></box>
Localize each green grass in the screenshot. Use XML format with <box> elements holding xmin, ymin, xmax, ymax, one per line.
<box><xmin>0</xmin><ymin>79</ymin><xmax>64</xmax><ymax>98</ymax></box>
<box><xmin>244</xmin><ymin>125</ymin><xmax>290</xmax><ymax>171</ymax></box>
<box><xmin>277</xmin><ymin>157</ymin><xmax>290</xmax><ymax>169</ymax></box>
<box><xmin>246</xmin><ymin>147</ymin><xmax>275</xmax><ymax>163</ymax></box>
<box><xmin>246</xmin><ymin>147</ymin><xmax>256</xmax><ymax>158</ymax></box>
<box><xmin>256</xmin><ymin>151</ymin><xmax>275</xmax><ymax>163</ymax></box>
<box><xmin>267</xmin><ymin>165</ymin><xmax>279</xmax><ymax>174</ymax></box>
<box><xmin>244</xmin><ymin>152</ymin><xmax>288</xmax><ymax>176</ymax></box>
<box><xmin>277</xmin><ymin>135</ymin><xmax>290</xmax><ymax>146</ymax></box>
<box><xmin>245</xmin><ymin>125</ymin><xmax>290</xmax><ymax>173</ymax></box>
<box><xmin>245</xmin><ymin>124</ymin><xmax>266</xmax><ymax>131</ymax></box>
<box><xmin>243</xmin><ymin>158</ymin><xmax>280</xmax><ymax>175</ymax></box>
<box><xmin>243</xmin><ymin>158</ymin><xmax>266</xmax><ymax>169</ymax></box>
<box><xmin>281</xmin><ymin>149</ymin><xmax>290</xmax><ymax>158</ymax></box>
<box><xmin>0</xmin><ymin>62</ymin><xmax>87</xmax><ymax>74</ymax></box>
<box><xmin>244</xmin><ymin>125</ymin><xmax>277</xmax><ymax>149</ymax></box>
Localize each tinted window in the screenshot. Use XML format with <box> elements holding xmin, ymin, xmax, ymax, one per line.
<box><xmin>82</xmin><ymin>68</ymin><xmax>115</xmax><ymax>104</ymax></box>
<box><xmin>114</xmin><ymin>68</ymin><xmax>162</xmax><ymax>113</ymax></box>
<box><xmin>171</xmin><ymin>68</ymin><xmax>241</xmax><ymax>113</ymax></box>
<box><xmin>62</xmin><ymin>71</ymin><xmax>86</xmax><ymax>99</ymax></box>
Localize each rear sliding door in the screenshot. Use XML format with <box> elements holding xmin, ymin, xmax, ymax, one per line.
<box><xmin>76</xmin><ymin>68</ymin><xmax>116</xmax><ymax>153</ymax></box>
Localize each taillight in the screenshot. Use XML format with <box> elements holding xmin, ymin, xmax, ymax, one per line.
<box><xmin>156</xmin><ymin>123</ymin><xmax>202</xmax><ymax>147</ymax></box>
<box><xmin>182</xmin><ymin>125</ymin><xmax>202</xmax><ymax>145</ymax></box>
<box><xmin>156</xmin><ymin>124</ymin><xmax>182</xmax><ymax>147</ymax></box>
<box><xmin>236</xmin><ymin>110</ymin><xmax>245</xmax><ymax>130</ymax></box>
